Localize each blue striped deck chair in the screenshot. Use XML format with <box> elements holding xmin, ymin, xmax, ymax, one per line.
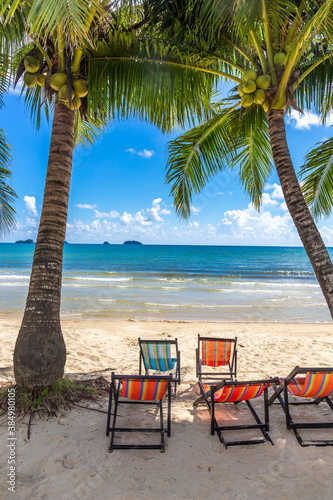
<box><xmin>138</xmin><ymin>338</ymin><xmax>180</xmax><ymax>395</ymax></box>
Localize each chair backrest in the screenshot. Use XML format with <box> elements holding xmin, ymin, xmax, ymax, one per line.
<box><xmin>200</xmin><ymin>337</ymin><xmax>234</xmax><ymax>367</ymax></box>
<box><xmin>140</xmin><ymin>340</ymin><xmax>176</xmax><ymax>371</ymax></box>
<box><xmin>119</xmin><ymin>376</ymin><xmax>170</xmax><ymax>401</ymax></box>
<box><xmin>298</xmin><ymin>372</ymin><xmax>333</xmax><ymax>398</ymax></box>
<box><xmin>203</xmin><ymin>382</ymin><xmax>268</xmax><ymax>403</ymax></box>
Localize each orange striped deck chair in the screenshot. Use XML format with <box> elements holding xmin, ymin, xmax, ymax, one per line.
<box><xmin>106</xmin><ymin>373</ymin><xmax>172</xmax><ymax>452</ymax></box>
<box><xmin>194</xmin><ymin>378</ymin><xmax>278</xmax><ymax>448</ymax></box>
<box><xmin>268</xmin><ymin>366</ymin><xmax>333</xmax><ymax>447</ymax></box>
<box><xmin>139</xmin><ymin>338</ymin><xmax>180</xmax><ymax>394</ymax></box>
<box><xmin>196</xmin><ymin>335</ymin><xmax>237</xmax><ymax>382</ymax></box>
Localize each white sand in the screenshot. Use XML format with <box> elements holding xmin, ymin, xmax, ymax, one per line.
<box><xmin>0</xmin><ymin>318</ymin><xmax>333</xmax><ymax>499</ymax></box>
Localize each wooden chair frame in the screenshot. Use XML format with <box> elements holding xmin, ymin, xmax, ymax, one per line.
<box><xmin>196</xmin><ymin>335</ymin><xmax>237</xmax><ymax>382</ymax></box>
<box><xmin>106</xmin><ymin>373</ymin><xmax>172</xmax><ymax>453</ymax></box>
<box><xmin>268</xmin><ymin>366</ymin><xmax>333</xmax><ymax>447</ymax></box>
<box><xmin>194</xmin><ymin>378</ymin><xmax>278</xmax><ymax>448</ymax></box>
<box><xmin>138</xmin><ymin>338</ymin><xmax>181</xmax><ymax>394</ymax></box>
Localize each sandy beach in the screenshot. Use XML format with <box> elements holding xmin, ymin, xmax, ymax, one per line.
<box><xmin>0</xmin><ymin>317</ymin><xmax>333</xmax><ymax>499</ymax></box>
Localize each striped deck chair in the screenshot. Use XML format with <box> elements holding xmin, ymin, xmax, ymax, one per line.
<box><xmin>139</xmin><ymin>338</ymin><xmax>180</xmax><ymax>394</ymax></box>
<box><xmin>106</xmin><ymin>373</ymin><xmax>172</xmax><ymax>452</ymax></box>
<box><xmin>194</xmin><ymin>378</ymin><xmax>278</xmax><ymax>448</ymax></box>
<box><xmin>196</xmin><ymin>335</ymin><xmax>237</xmax><ymax>382</ymax></box>
<box><xmin>268</xmin><ymin>366</ymin><xmax>333</xmax><ymax>447</ymax></box>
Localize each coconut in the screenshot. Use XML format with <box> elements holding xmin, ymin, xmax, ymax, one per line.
<box><xmin>59</xmin><ymin>84</ymin><xmax>72</xmax><ymax>101</ymax></box>
<box><xmin>241</xmin><ymin>94</ymin><xmax>254</xmax><ymax>108</ymax></box>
<box><xmin>243</xmin><ymin>69</ymin><xmax>257</xmax><ymax>82</ymax></box>
<box><xmin>65</xmin><ymin>95</ymin><xmax>81</xmax><ymax>111</ymax></box>
<box><xmin>24</xmin><ymin>56</ymin><xmax>40</xmax><ymax>74</ymax></box>
<box><xmin>37</xmin><ymin>74</ymin><xmax>46</xmax><ymax>87</ymax></box>
<box><xmin>256</xmin><ymin>74</ymin><xmax>271</xmax><ymax>90</ymax></box>
<box><xmin>49</xmin><ymin>72</ymin><xmax>67</xmax><ymax>91</ymax></box>
<box><xmin>274</xmin><ymin>52</ymin><xmax>286</xmax><ymax>67</ymax></box>
<box><xmin>23</xmin><ymin>71</ymin><xmax>38</xmax><ymax>88</ymax></box>
<box><xmin>243</xmin><ymin>79</ymin><xmax>257</xmax><ymax>93</ymax></box>
<box><xmin>238</xmin><ymin>82</ymin><xmax>245</xmax><ymax>96</ymax></box>
<box><xmin>253</xmin><ymin>89</ymin><xmax>266</xmax><ymax>105</ymax></box>
<box><xmin>73</xmin><ymin>79</ymin><xmax>88</xmax><ymax>98</ymax></box>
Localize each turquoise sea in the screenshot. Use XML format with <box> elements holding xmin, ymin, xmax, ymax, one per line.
<box><xmin>0</xmin><ymin>244</ymin><xmax>331</xmax><ymax>322</ymax></box>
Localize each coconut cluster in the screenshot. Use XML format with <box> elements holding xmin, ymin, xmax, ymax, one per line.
<box><xmin>238</xmin><ymin>52</ymin><xmax>286</xmax><ymax>112</ymax></box>
<box><xmin>23</xmin><ymin>56</ymin><xmax>88</xmax><ymax>111</ymax></box>
<box><xmin>49</xmin><ymin>72</ymin><xmax>88</xmax><ymax>110</ymax></box>
<box><xmin>238</xmin><ymin>69</ymin><xmax>271</xmax><ymax>111</ymax></box>
<box><xmin>23</xmin><ymin>56</ymin><xmax>46</xmax><ymax>88</ymax></box>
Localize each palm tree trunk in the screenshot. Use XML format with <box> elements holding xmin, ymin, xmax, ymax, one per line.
<box><xmin>14</xmin><ymin>102</ymin><xmax>75</xmax><ymax>388</ymax></box>
<box><xmin>267</xmin><ymin>108</ymin><xmax>333</xmax><ymax>318</ymax></box>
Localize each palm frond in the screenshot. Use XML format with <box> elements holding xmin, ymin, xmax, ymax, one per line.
<box><xmin>165</xmin><ymin>100</ymin><xmax>272</xmax><ymax>218</ymax></box>
<box><xmin>0</xmin><ymin>128</ymin><xmax>17</xmax><ymax>233</ymax></box>
<box><xmin>73</xmin><ymin>113</ymin><xmax>108</xmax><ymax>149</ymax></box>
<box><xmin>300</xmin><ymin>137</ymin><xmax>333</xmax><ymax>219</ymax></box>
<box><xmin>27</xmin><ymin>0</ymin><xmax>105</xmax><ymax>48</ymax></box>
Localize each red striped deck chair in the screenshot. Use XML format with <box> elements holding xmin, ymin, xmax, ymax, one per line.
<box><xmin>106</xmin><ymin>373</ymin><xmax>172</xmax><ymax>452</ymax></box>
<box><xmin>139</xmin><ymin>338</ymin><xmax>180</xmax><ymax>394</ymax></box>
<box><xmin>268</xmin><ymin>366</ymin><xmax>333</xmax><ymax>447</ymax></box>
<box><xmin>194</xmin><ymin>378</ymin><xmax>278</xmax><ymax>448</ymax></box>
<box><xmin>196</xmin><ymin>335</ymin><xmax>237</xmax><ymax>382</ymax></box>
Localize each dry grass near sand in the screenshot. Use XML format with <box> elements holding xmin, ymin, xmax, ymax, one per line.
<box><xmin>0</xmin><ymin>318</ymin><xmax>332</xmax><ymax>499</ymax></box>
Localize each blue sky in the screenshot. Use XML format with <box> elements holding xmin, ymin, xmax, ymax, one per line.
<box><xmin>1</xmin><ymin>85</ymin><xmax>333</xmax><ymax>245</ymax></box>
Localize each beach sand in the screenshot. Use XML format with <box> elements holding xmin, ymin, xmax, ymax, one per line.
<box><xmin>0</xmin><ymin>317</ymin><xmax>332</xmax><ymax>499</ymax></box>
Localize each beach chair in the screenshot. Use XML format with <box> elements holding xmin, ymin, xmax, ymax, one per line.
<box><xmin>138</xmin><ymin>338</ymin><xmax>180</xmax><ymax>394</ymax></box>
<box><xmin>194</xmin><ymin>378</ymin><xmax>278</xmax><ymax>448</ymax></box>
<box><xmin>268</xmin><ymin>367</ymin><xmax>333</xmax><ymax>446</ymax></box>
<box><xmin>106</xmin><ymin>373</ymin><xmax>172</xmax><ymax>452</ymax></box>
<box><xmin>196</xmin><ymin>335</ymin><xmax>237</xmax><ymax>382</ymax></box>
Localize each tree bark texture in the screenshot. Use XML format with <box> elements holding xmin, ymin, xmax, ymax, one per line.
<box><xmin>267</xmin><ymin>108</ymin><xmax>333</xmax><ymax>318</ymax></box>
<box><xmin>14</xmin><ymin>102</ymin><xmax>75</xmax><ymax>388</ymax></box>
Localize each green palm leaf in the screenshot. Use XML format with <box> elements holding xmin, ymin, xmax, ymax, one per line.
<box><xmin>300</xmin><ymin>137</ymin><xmax>333</xmax><ymax>219</ymax></box>
<box><xmin>0</xmin><ymin>128</ymin><xmax>17</xmax><ymax>233</ymax></box>
<box><xmin>165</xmin><ymin>101</ymin><xmax>273</xmax><ymax>218</ymax></box>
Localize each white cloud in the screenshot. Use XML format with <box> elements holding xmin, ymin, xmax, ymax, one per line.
<box><xmin>75</xmin><ymin>203</ymin><xmax>96</xmax><ymax>209</ymax></box>
<box><xmin>24</xmin><ymin>195</ymin><xmax>38</xmax><ymax>217</ymax></box>
<box><xmin>147</xmin><ymin>198</ymin><xmax>163</xmax><ymax>222</ymax></box>
<box><xmin>219</xmin><ymin>201</ymin><xmax>296</xmax><ymax>242</ymax></box>
<box><xmin>261</xmin><ymin>192</ymin><xmax>279</xmax><ymax>208</ymax></box>
<box><xmin>191</xmin><ymin>205</ymin><xmax>201</xmax><ymax>215</ymax></box>
<box><xmin>125</xmin><ymin>148</ymin><xmax>155</xmax><ymax>158</ymax></box>
<box><xmin>287</xmin><ymin>110</ymin><xmax>333</xmax><ymax>130</ymax></box>
<box><xmin>94</xmin><ymin>210</ymin><xmax>119</xmax><ymax>219</ymax></box>
<box><xmin>265</xmin><ymin>183</ymin><xmax>284</xmax><ymax>200</ymax></box>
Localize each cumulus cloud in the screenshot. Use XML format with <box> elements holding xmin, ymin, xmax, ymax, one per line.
<box><xmin>265</xmin><ymin>183</ymin><xmax>284</xmax><ymax>200</ymax></box>
<box><xmin>24</xmin><ymin>195</ymin><xmax>38</xmax><ymax>217</ymax></box>
<box><xmin>287</xmin><ymin>110</ymin><xmax>333</xmax><ymax>130</ymax></box>
<box><xmin>94</xmin><ymin>210</ymin><xmax>119</xmax><ymax>219</ymax></box>
<box><xmin>75</xmin><ymin>203</ymin><xmax>96</xmax><ymax>209</ymax></box>
<box><xmin>125</xmin><ymin>148</ymin><xmax>155</xmax><ymax>158</ymax></box>
<box><xmin>191</xmin><ymin>205</ymin><xmax>201</xmax><ymax>215</ymax></box>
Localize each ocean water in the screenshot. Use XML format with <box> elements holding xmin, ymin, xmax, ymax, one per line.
<box><xmin>0</xmin><ymin>243</ymin><xmax>331</xmax><ymax>322</ymax></box>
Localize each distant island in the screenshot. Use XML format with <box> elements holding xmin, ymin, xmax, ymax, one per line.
<box><xmin>15</xmin><ymin>239</ymin><xmax>34</xmax><ymax>244</ymax></box>
<box><xmin>123</xmin><ymin>240</ymin><xmax>142</xmax><ymax>245</ymax></box>
<box><xmin>103</xmin><ymin>241</ymin><xmax>110</xmax><ymax>245</ymax></box>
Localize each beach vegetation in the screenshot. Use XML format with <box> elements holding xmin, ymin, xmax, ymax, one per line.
<box><xmin>1</xmin><ymin>0</ymin><xmax>214</xmax><ymax>388</ymax></box>
<box><xmin>155</xmin><ymin>0</ymin><xmax>333</xmax><ymax>318</ymax></box>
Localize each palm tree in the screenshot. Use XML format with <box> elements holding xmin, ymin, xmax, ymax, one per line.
<box><xmin>160</xmin><ymin>0</ymin><xmax>333</xmax><ymax>317</ymax></box>
<box><xmin>1</xmin><ymin>0</ymin><xmax>214</xmax><ymax>388</ymax></box>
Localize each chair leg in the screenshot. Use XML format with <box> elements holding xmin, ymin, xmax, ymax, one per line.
<box><xmin>160</xmin><ymin>400</ymin><xmax>165</xmax><ymax>453</ymax></box>
<box><xmin>106</xmin><ymin>382</ymin><xmax>113</xmax><ymax>437</ymax></box>
<box><xmin>167</xmin><ymin>385</ymin><xmax>171</xmax><ymax>437</ymax></box>
<box><xmin>109</xmin><ymin>385</ymin><xmax>120</xmax><ymax>453</ymax></box>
